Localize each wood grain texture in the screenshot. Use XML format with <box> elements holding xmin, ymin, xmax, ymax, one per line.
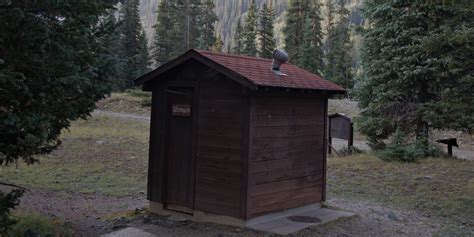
<box><xmin>194</xmin><ymin>75</ymin><xmax>245</xmax><ymax>218</ymax></box>
<box><xmin>246</xmin><ymin>96</ymin><xmax>326</xmax><ymax>218</ymax></box>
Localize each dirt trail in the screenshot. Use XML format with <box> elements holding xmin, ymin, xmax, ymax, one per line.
<box><xmin>5</xmin><ymin>187</ymin><xmax>147</xmax><ymax>236</ymax></box>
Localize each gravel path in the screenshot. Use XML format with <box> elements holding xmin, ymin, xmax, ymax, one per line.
<box><xmin>103</xmin><ymin>198</ymin><xmax>442</xmax><ymax>237</ymax></box>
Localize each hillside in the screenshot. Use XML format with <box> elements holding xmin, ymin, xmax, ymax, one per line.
<box><xmin>138</xmin><ymin>0</ymin><xmax>364</xmax><ymax>50</ymax></box>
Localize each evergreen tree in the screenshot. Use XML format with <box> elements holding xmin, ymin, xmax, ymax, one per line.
<box><xmin>298</xmin><ymin>16</ymin><xmax>319</xmax><ymax>74</ymax></box>
<box><xmin>100</xmin><ymin>9</ymin><xmax>127</xmax><ymax>91</ymax></box>
<box><xmin>120</xmin><ymin>0</ymin><xmax>149</xmax><ymax>88</ymax></box>
<box><xmin>154</xmin><ymin>0</ymin><xmax>218</xmax><ymax>63</ymax></box>
<box><xmin>283</xmin><ymin>0</ymin><xmax>310</xmax><ymax>62</ymax></box>
<box><xmin>241</xmin><ymin>0</ymin><xmax>259</xmax><ymax>56</ymax></box>
<box><xmin>356</xmin><ymin>1</ymin><xmax>474</xmax><ymax>149</ymax></box>
<box><xmin>137</xmin><ymin>29</ymin><xmax>151</xmax><ymax>76</ymax></box>
<box><xmin>232</xmin><ymin>20</ymin><xmax>244</xmax><ymax>54</ymax></box>
<box><xmin>198</xmin><ymin>0</ymin><xmax>218</xmax><ymax>50</ymax></box>
<box><xmin>295</xmin><ymin>1</ymin><xmax>325</xmax><ymax>74</ymax></box>
<box><xmin>323</xmin><ymin>0</ymin><xmax>335</xmax><ymax>53</ymax></box>
<box><xmin>177</xmin><ymin>0</ymin><xmax>202</xmax><ymax>50</ymax></box>
<box><xmin>284</xmin><ymin>0</ymin><xmax>324</xmax><ymax>72</ymax></box>
<box><xmin>212</xmin><ymin>34</ymin><xmax>224</xmax><ymax>52</ymax></box>
<box><xmin>325</xmin><ymin>0</ymin><xmax>335</xmax><ymax>36</ymax></box>
<box><xmin>153</xmin><ymin>0</ymin><xmax>177</xmax><ymax>65</ymax></box>
<box><xmin>258</xmin><ymin>1</ymin><xmax>276</xmax><ymax>59</ymax></box>
<box><xmin>324</xmin><ymin>0</ymin><xmax>353</xmax><ymax>89</ymax></box>
<box><xmin>0</xmin><ymin>1</ymin><xmax>115</xmax><ymax>229</ymax></box>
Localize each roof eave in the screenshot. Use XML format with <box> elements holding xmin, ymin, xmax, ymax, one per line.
<box><xmin>134</xmin><ymin>49</ymin><xmax>258</xmax><ymax>90</ymax></box>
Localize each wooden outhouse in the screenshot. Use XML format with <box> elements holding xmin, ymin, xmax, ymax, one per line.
<box><xmin>135</xmin><ymin>49</ymin><xmax>345</xmax><ymax>225</ymax></box>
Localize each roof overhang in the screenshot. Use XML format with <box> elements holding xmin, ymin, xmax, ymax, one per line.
<box><xmin>134</xmin><ymin>49</ymin><xmax>258</xmax><ymax>90</ymax></box>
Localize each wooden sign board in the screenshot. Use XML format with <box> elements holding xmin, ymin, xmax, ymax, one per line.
<box><xmin>172</xmin><ymin>104</ymin><xmax>191</xmax><ymax>117</ymax></box>
<box><xmin>328</xmin><ymin>113</ymin><xmax>354</xmax><ymax>154</ymax></box>
<box><xmin>330</xmin><ymin>116</ymin><xmax>352</xmax><ymax>140</ymax></box>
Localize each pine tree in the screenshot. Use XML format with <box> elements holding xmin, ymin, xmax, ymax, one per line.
<box><xmin>356</xmin><ymin>0</ymin><xmax>474</xmax><ymax>149</ymax></box>
<box><xmin>324</xmin><ymin>0</ymin><xmax>353</xmax><ymax>89</ymax></box>
<box><xmin>154</xmin><ymin>0</ymin><xmax>218</xmax><ymax>63</ymax></box>
<box><xmin>232</xmin><ymin>20</ymin><xmax>244</xmax><ymax>54</ymax></box>
<box><xmin>258</xmin><ymin>1</ymin><xmax>276</xmax><ymax>59</ymax></box>
<box><xmin>1</xmin><ymin>1</ymin><xmax>115</xmax><ymax>226</ymax></box>
<box><xmin>323</xmin><ymin>0</ymin><xmax>335</xmax><ymax>53</ymax></box>
<box><xmin>212</xmin><ymin>34</ymin><xmax>224</xmax><ymax>52</ymax></box>
<box><xmin>241</xmin><ymin>0</ymin><xmax>259</xmax><ymax>56</ymax></box>
<box><xmin>293</xmin><ymin>1</ymin><xmax>325</xmax><ymax>74</ymax></box>
<box><xmin>153</xmin><ymin>0</ymin><xmax>176</xmax><ymax>65</ymax></box>
<box><xmin>298</xmin><ymin>16</ymin><xmax>319</xmax><ymax>74</ymax></box>
<box><xmin>137</xmin><ymin>29</ymin><xmax>151</xmax><ymax>76</ymax></box>
<box><xmin>120</xmin><ymin>0</ymin><xmax>149</xmax><ymax>88</ymax></box>
<box><xmin>198</xmin><ymin>0</ymin><xmax>218</xmax><ymax>50</ymax></box>
<box><xmin>283</xmin><ymin>0</ymin><xmax>310</xmax><ymax>62</ymax></box>
<box><xmin>100</xmin><ymin>9</ymin><xmax>127</xmax><ymax>91</ymax></box>
<box><xmin>284</xmin><ymin>0</ymin><xmax>324</xmax><ymax>72</ymax></box>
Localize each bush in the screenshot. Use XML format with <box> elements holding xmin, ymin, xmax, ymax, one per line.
<box><xmin>0</xmin><ymin>189</ymin><xmax>24</xmax><ymax>234</ymax></box>
<box><xmin>7</xmin><ymin>212</ymin><xmax>74</xmax><ymax>237</ymax></box>
<box><xmin>378</xmin><ymin>128</ymin><xmax>444</xmax><ymax>162</ymax></box>
<box><xmin>140</xmin><ymin>98</ymin><xmax>152</xmax><ymax>107</ymax></box>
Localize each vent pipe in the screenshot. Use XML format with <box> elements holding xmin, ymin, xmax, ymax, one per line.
<box><xmin>272</xmin><ymin>49</ymin><xmax>289</xmax><ymax>76</ymax></box>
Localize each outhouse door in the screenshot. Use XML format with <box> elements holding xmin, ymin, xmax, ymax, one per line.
<box><xmin>165</xmin><ymin>87</ymin><xmax>195</xmax><ymax>213</ymax></box>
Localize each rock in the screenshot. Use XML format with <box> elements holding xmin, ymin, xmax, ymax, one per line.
<box><xmin>96</xmin><ymin>140</ymin><xmax>106</xmax><ymax>145</ymax></box>
<box><xmin>387</xmin><ymin>212</ymin><xmax>399</xmax><ymax>221</ymax></box>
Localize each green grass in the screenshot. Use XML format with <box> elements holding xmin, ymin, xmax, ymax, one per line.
<box><xmin>327</xmin><ymin>154</ymin><xmax>474</xmax><ymax>227</ymax></box>
<box><xmin>7</xmin><ymin>211</ymin><xmax>74</xmax><ymax>237</ymax></box>
<box><xmin>0</xmin><ymin>115</ymin><xmax>150</xmax><ymax>196</ymax></box>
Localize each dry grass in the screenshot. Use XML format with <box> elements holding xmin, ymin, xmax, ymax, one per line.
<box><xmin>327</xmin><ymin>154</ymin><xmax>474</xmax><ymax>228</ymax></box>
<box><xmin>96</xmin><ymin>90</ymin><xmax>151</xmax><ymax>116</ymax></box>
<box><xmin>0</xmin><ymin>115</ymin><xmax>150</xmax><ymax>196</ymax></box>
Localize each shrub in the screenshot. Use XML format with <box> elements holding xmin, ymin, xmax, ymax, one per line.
<box><xmin>0</xmin><ymin>189</ymin><xmax>24</xmax><ymax>234</ymax></box>
<box><xmin>140</xmin><ymin>97</ymin><xmax>152</xmax><ymax>107</ymax></box>
<box><xmin>7</xmin><ymin>212</ymin><xmax>74</xmax><ymax>237</ymax></box>
<box><xmin>378</xmin><ymin>128</ymin><xmax>443</xmax><ymax>162</ymax></box>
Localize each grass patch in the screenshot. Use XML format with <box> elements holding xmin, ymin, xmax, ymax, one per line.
<box><xmin>0</xmin><ymin>115</ymin><xmax>149</xmax><ymax>196</ymax></box>
<box><xmin>327</xmin><ymin>154</ymin><xmax>474</xmax><ymax>227</ymax></box>
<box><xmin>96</xmin><ymin>91</ymin><xmax>151</xmax><ymax>115</ymax></box>
<box><xmin>7</xmin><ymin>211</ymin><xmax>74</xmax><ymax>237</ymax></box>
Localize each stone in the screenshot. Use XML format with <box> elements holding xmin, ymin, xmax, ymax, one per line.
<box><xmin>387</xmin><ymin>212</ymin><xmax>399</xmax><ymax>221</ymax></box>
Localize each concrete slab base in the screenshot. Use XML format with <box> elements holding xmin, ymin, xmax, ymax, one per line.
<box><xmin>149</xmin><ymin>201</ymin><xmax>245</xmax><ymax>227</ymax></box>
<box><xmin>149</xmin><ymin>201</ymin><xmax>353</xmax><ymax>235</ymax></box>
<box><xmin>245</xmin><ymin>203</ymin><xmax>354</xmax><ymax>235</ymax></box>
<box><xmin>101</xmin><ymin>227</ymin><xmax>156</xmax><ymax>237</ymax></box>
